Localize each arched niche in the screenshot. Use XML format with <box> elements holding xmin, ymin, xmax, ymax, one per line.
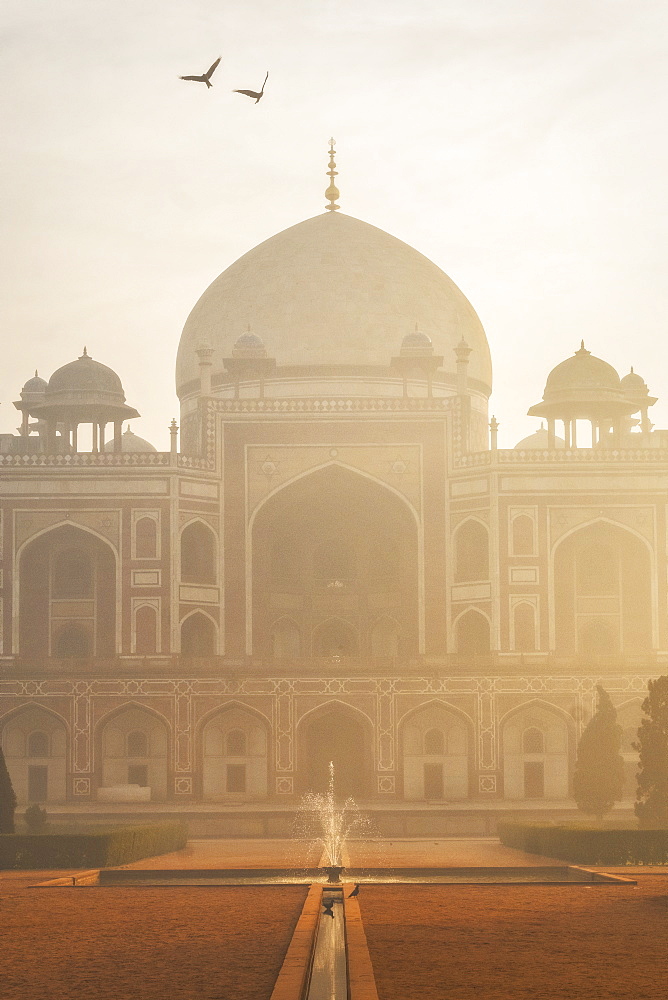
<box><xmin>554</xmin><ymin>521</ymin><xmax>652</xmax><ymax>654</ymax></box>
<box><xmin>251</xmin><ymin>464</ymin><xmax>419</xmax><ymax>659</ymax></box>
<box><xmin>401</xmin><ymin>703</ymin><xmax>471</xmax><ymax>801</ymax></box>
<box><xmin>98</xmin><ymin>705</ymin><xmax>169</xmax><ymax>802</ymax></box>
<box><xmin>181</xmin><ymin>521</ymin><xmax>217</xmax><ymax>585</ymax></box>
<box><xmin>135</xmin><ymin>604</ymin><xmax>158</xmax><ymax>655</ymax></box>
<box><xmin>1</xmin><ymin>706</ymin><xmax>67</xmax><ymax>804</ymax></box>
<box><xmin>502</xmin><ymin>703</ymin><xmax>572</xmax><ymax>800</ymax></box>
<box><xmin>200</xmin><ymin>705</ymin><xmax>269</xmax><ymax>801</ymax></box>
<box><xmin>455</xmin><ymin>609</ymin><xmax>491</xmax><ymax>655</ymax></box>
<box><xmin>19</xmin><ymin>523</ymin><xmax>116</xmax><ymax>659</ymax></box>
<box><xmin>454</xmin><ymin>519</ymin><xmax>489</xmax><ymax>583</ymax></box>
<box><xmin>181</xmin><ymin>611</ymin><xmax>217</xmax><ymax>657</ymax></box>
<box><xmin>297</xmin><ymin>702</ymin><xmax>373</xmax><ymax>800</ymax></box>
<box><xmin>312</xmin><ymin>618</ymin><xmax>358</xmax><ymax>658</ymax></box>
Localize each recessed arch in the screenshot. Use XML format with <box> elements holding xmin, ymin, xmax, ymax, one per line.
<box><xmin>198</xmin><ymin>702</ymin><xmax>270</xmax><ymax>801</ymax></box>
<box><xmin>454</xmin><ymin>607</ymin><xmax>491</xmax><ymax>655</ymax></box>
<box><xmin>312</xmin><ymin>617</ymin><xmax>359</xmax><ymax>657</ymax></box>
<box><xmin>0</xmin><ymin>703</ymin><xmax>69</xmax><ymax>804</ymax></box>
<box><xmin>399</xmin><ymin>700</ymin><xmax>473</xmax><ymax>801</ymax></box>
<box><xmin>180</xmin><ymin>519</ymin><xmax>217</xmax><ymax>585</ymax></box>
<box><xmin>97</xmin><ymin>701</ymin><xmax>170</xmax><ymax>802</ymax></box>
<box><xmin>501</xmin><ymin>699</ymin><xmax>574</xmax><ymax>801</ymax></box>
<box><xmin>180</xmin><ymin>609</ymin><xmax>218</xmax><ymax>656</ymax></box>
<box><xmin>17</xmin><ymin>522</ymin><xmax>118</xmax><ymax>658</ymax></box>
<box><xmin>551</xmin><ymin>517</ymin><xmax>654</xmax><ymax>654</ymax></box>
<box><xmin>248</xmin><ymin>461</ymin><xmax>424</xmax><ymax>657</ymax></box>
<box><xmin>296</xmin><ymin>698</ymin><xmax>374</xmax><ymax>799</ymax></box>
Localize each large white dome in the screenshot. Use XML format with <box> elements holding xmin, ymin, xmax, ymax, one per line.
<box><xmin>176</xmin><ymin>211</ymin><xmax>492</xmax><ymax>398</ymax></box>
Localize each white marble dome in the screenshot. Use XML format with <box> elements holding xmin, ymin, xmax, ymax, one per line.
<box><xmin>176</xmin><ymin>212</ymin><xmax>492</xmax><ymax>398</ymax></box>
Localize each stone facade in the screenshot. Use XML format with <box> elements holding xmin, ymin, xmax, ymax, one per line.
<box><xmin>0</xmin><ymin>207</ymin><xmax>664</xmax><ymax>809</ymax></box>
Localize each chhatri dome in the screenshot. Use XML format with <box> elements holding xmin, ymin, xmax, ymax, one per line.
<box><xmin>176</xmin><ymin>142</ymin><xmax>492</xmax><ymax>400</ymax></box>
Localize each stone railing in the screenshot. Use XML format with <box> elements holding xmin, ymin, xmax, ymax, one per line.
<box><xmin>0</xmin><ymin>451</ymin><xmax>215</xmax><ymax>471</ymax></box>
<box><xmin>213</xmin><ymin>396</ymin><xmax>453</xmax><ymax>414</ymax></box>
<box><xmin>457</xmin><ymin>447</ymin><xmax>668</xmax><ymax>468</ymax></box>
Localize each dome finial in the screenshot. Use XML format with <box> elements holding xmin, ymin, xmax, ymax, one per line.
<box><xmin>325</xmin><ymin>137</ymin><xmax>340</xmax><ymax>212</ymax></box>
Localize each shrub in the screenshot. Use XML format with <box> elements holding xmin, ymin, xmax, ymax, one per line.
<box><xmin>635</xmin><ymin>675</ymin><xmax>668</xmax><ymax>828</ymax></box>
<box><xmin>24</xmin><ymin>804</ymin><xmax>48</xmax><ymax>833</ymax></box>
<box><xmin>498</xmin><ymin>820</ymin><xmax>668</xmax><ymax>865</ymax></box>
<box><xmin>0</xmin><ymin>746</ymin><xmax>17</xmax><ymax>835</ymax></box>
<box><xmin>573</xmin><ymin>685</ymin><xmax>624</xmax><ymax>820</ymax></box>
<box><xmin>0</xmin><ymin>821</ymin><xmax>188</xmax><ymax>870</ymax></box>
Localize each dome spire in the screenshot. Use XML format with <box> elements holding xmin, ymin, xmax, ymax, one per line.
<box><xmin>325</xmin><ymin>137</ymin><xmax>340</xmax><ymax>212</ymax></box>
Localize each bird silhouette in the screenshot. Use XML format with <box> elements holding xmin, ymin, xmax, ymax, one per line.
<box><xmin>180</xmin><ymin>57</ymin><xmax>221</xmax><ymax>88</ymax></box>
<box><xmin>322</xmin><ymin>899</ymin><xmax>335</xmax><ymax>919</ymax></box>
<box><xmin>233</xmin><ymin>71</ymin><xmax>269</xmax><ymax>103</ymax></box>
<box><xmin>348</xmin><ymin>883</ymin><xmax>361</xmax><ymax>897</ymax></box>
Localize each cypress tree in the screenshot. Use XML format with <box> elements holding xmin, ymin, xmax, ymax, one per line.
<box><xmin>0</xmin><ymin>745</ymin><xmax>17</xmax><ymax>834</ymax></box>
<box><xmin>634</xmin><ymin>675</ymin><xmax>668</xmax><ymax>828</ymax></box>
<box><xmin>573</xmin><ymin>685</ymin><xmax>624</xmax><ymax>821</ymax></box>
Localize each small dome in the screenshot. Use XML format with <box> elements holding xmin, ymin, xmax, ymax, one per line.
<box><xmin>515</xmin><ymin>425</ymin><xmax>565</xmax><ymax>449</ymax></box>
<box><xmin>47</xmin><ymin>348</ymin><xmax>125</xmax><ymax>400</ymax></box>
<box><xmin>232</xmin><ymin>331</ymin><xmax>267</xmax><ymax>359</ymax></box>
<box><xmin>544</xmin><ymin>343</ymin><xmax>621</xmax><ymax>396</ymax></box>
<box><xmin>621</xmin><ymin>368</ymin><xmax>649</xmax><ymax>395</ymax></box>
<box><xmin>104</xmin><ymin>427</ymin><xmax>156</xmax><ymax>453</ymax></box>
<box><xmin>21</xmin><ymin>371</ymin><xmax>47</xmax><ymax>394</ymax></box>
<box><xmin>400</xmin><ymin>329</ymin><xmax>433</xmax><ymax>357</ymax></box>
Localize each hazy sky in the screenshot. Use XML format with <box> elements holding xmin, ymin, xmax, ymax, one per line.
<box><xmin>2</xmin><ymin>0</ymin><xmax>667</xmax><ymax>448</ymax></box>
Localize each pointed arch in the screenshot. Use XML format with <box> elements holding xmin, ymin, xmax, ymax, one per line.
<box><xmin>198</xmin><ymin>701</ymin><xmax>270</xmax><ymax>801</ymax></box>
<box><xmin>1</xmin><ymin>703</ymin><xmax>69</xmax><ymax>804</ymax></box>
<box><xmin>296</xmin><ymin>698</ymin><xmax>374</xmax><ymax>798</ymax></box>
<box><xmin>96</xmin><ymin>701</ymin><xmax>170</xmax><ymax>802</ymax></box>
<box><xmin>550</xmin><ymin>517</ymin><xmax>655</xmax><ymax>653</ymax></box>
<box><xmin>399</xmin><ymin>700</ymin><xmax>473</xmax><ymax>801</ymax></box>
<box><xmin>16</xmin><ymin>521</ymin><xmax>120</xmax><ymax>656</ymax></box>
<box><xmin>247</xmin><ymin>460</ymin><xmax>424</xmax><ymax>656</ymax></box>
<box><xmin>501</xmin><ymin>698</ymin><xmax>574</xmax><ymax>801</ymax></box>
<box><xmin>180</xmin><ymin>518</ymin><xmax>217</xmax><ymax>585</ymax></box>
<box><xmin>454</xmin><ymin>607</ymin><xmax>491</xmax><ymax>655</ymax></box>
<box><xmin>312</xmin><ymin>617</ymin><xmax>359</xmax><ymax>657</ymax></box>
<box><xmin>180</xmin><ymin>609</ymin><xmax>218</xmax><ymax>656</ymax></box>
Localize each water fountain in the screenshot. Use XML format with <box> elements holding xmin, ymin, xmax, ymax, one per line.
<box><xmin>293</xmin><ymin>761</ymin><xmax>373</xmax><ymax>883</ymax></box>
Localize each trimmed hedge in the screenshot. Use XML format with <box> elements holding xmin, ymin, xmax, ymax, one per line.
<box><xmin>0</xmin><ymin>821</ymin><xmax>188</xmax><ymax>869</ymax></box>
<box><xmin>498</xmin><ymin>820</ymin><xmax>668</xmax><ymax>865</ymax></box>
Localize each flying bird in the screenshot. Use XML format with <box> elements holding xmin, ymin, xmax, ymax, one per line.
<box><xmin>348</xmin><ymin>883</ymin><xmax>361</xmax><ymax>898</ymax></box>
<box><xmin>233</xmin><ymin>71</ymin><xmax>269</xmax><ymax>103</ymax></box>
<box><xmin>179</xmin><ymin>57</ymin><xmax>221</xmax><ymax>89</ymax></box>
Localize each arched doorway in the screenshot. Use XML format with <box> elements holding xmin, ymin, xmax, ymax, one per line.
<box><xmin>200</xmin><ymin>706</ymin><xmax>269</xmax><ymax>801</ymax></box>
<box><xmin>502</xmin><ymin>703</ymin><xmax>572</xmax><ymax>800</ymax></box>
<box><xmin>252</xmin><ymin>464</ymin><xmax>419</xmax><ymax>660</ymax></box>
<box><xmin>1</xmin><ymin>707</ymin><xmax>68</xmax><ymax>804</ymax></box>
<box><xmin>553</xmin><ymin>521</ymin><xmax>652</xmax><ymax>654</ymax></box>
<box><xmin>297</xmin><ymin>704</ymin><xmax>372</xmax><ymax>800</ymax></box>
<box><xmin>98</xmin><ymin>705</ymin><xmax>169</xmax><ymax>801</ymax></box>
<box><xmin>401</xmin><ymin>703</ymin><xmax>471</xmax><ymax>800</ymax></box>
<box><xmin>19</xmin><ymin>524</ymin><xmax>116</xmax><ymax>658</ymax></box>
